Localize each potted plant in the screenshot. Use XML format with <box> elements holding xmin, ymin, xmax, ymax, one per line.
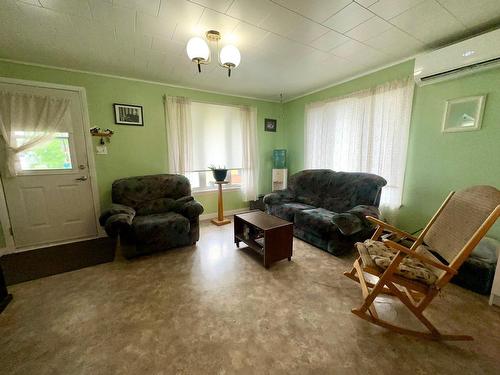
<box><xmin>209</xmin><ymin>165</ymin><xmax>228</xmax><ymax>182</ymax></box>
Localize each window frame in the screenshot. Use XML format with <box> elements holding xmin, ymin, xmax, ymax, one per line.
<box><xmin>13</xmin><ymin>131</ymin><xmax>78</xmax><ymax>176</ymax></box>
<box><xmin>186</xmin><ymin>99</ymin><xmax>245</xmax><ymax>193</ymax></box>
<box><xmin>187</xmin><ymin>168</ymin><xmax>242</xmax><ymax>193</ymax></box>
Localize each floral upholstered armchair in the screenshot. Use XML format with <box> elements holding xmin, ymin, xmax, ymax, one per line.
<box><xmin>264</xmin><ymin>169</ymin><xmax>387</xmax><ymax>256</ymax></box>
<box><xmin>99</xmin><ymin>174</ymin><xmax>204</xmax><ymax>258</ymax></box>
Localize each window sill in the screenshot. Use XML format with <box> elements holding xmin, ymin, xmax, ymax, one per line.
<box><xmin>192</xmin><ymin>186</ymin><xmax>241</xmax><ymax>195</ymax></box>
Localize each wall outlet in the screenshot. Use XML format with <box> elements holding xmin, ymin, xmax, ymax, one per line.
<box><xmin>96</xmin><ymin>145</ymin><xmax>108</xmax><ymax>155</ymax></box>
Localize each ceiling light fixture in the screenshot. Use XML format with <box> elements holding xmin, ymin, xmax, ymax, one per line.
<box><xmin>186</xmin><ymin>30</ymin><xmax>241</xmax><ymax>77</ymax></box>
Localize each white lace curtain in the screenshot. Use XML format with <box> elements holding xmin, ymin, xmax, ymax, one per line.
<box><xmin>164</xmin><ymin>96</ymin><xmax>193</xmax><ymax>174</ymax></box>
<box><xmin>305</xmin><ymin>77</ymin><xmax>415</xmax><ymax>213</ymax></box>
<box><xmin>240</xmin><ymin>106</ymin><xmax>259</xmax><ymax>201</ymax></box>
<box><xmin>0</xmin><ymin>91</ymin><xmax>70</xmax><ymax>176</ymax></box>
<box><xmin>164</xmin><ymin>96</ymin><xmax>259</xmax><ymax>201</ymax></box>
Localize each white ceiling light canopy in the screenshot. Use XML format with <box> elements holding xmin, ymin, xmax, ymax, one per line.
<box><xmin>186</xmin><ymin>30</ymin><xmax>241</xmax><ymax>77</ymax></box>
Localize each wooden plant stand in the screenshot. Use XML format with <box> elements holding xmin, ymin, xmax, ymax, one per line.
<box><xmin>211</xmin><ymin>181</ymin><xmax>231</xmax><ymax>226</ymax></box>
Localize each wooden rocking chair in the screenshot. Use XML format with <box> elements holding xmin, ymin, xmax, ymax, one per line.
<box><xmin>344</xmin><ymin>185</ymin><xmax>500</xmax><ymax>341</ymax></box>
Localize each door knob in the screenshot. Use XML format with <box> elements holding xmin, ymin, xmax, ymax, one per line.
<box><xmin>76</xmin><ymin>176</ymin><xmax>88</xmax><ymax>181</ymax></box>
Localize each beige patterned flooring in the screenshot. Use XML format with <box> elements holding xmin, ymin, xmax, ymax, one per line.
<box><xmin>1</xmin><ymin>219</ymin><xmax>500</xmax><ymax>374</ymax></box>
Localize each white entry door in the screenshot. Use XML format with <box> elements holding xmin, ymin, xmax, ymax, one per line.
<box><xmin>1</xmin><ymin>82</ymin><xmax>98</xmax><ymax>248</ymax></box>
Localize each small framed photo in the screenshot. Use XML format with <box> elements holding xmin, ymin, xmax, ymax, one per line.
<box><xmin>114</xmin><ymin>103</ymin><xmax>144</xmax><ymax>126</ymax></box>
<box><xmin>264</xmin><ymin>118</ymin><xmax>277</xmax><ymax>132</ymax></box>
<box><xmin>442</xmin><ymin>95</ymin><xmax>486</xmax><ymax>133</ymax></box>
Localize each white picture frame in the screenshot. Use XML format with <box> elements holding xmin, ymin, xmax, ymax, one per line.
<box><xmin>441</xmin><ymin>95</ymin><xmax>486</xmax><ymax>133</ymax></box>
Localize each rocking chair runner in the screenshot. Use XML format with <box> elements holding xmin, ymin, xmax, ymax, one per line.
<box><xmin>345</xmin><ymin>185</ymin><xmax>500</xmax><ymax>341</ymax></box>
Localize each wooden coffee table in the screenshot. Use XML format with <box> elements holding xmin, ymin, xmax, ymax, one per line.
<box><xmin>234</xmin><ymin>211</ymin><xmax>293</xmax><ymax>268</ymax></box>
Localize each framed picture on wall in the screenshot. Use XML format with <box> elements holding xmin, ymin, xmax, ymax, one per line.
<box><xmin>264</xmin><ymin>118</ymin><xmax>277</xmax><ymax>132</ymax></box>
<box><xmin>113</xmin><ymin>103</ymin><xmax>144</xmax><ymax>126</ymax></box>
<box><xmin>442</xmin><ymin>95</ymin><xmax>486</xmax><ymax>133</ymax></box>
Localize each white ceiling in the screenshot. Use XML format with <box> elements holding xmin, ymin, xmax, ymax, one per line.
<box><xmin>0</xmin><ymin>0</ymin><xmax>499</xmax><ymax>101</ymax></box>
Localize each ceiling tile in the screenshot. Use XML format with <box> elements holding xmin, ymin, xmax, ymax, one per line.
<box><xmin>330</xmin><ymin>39</ymin><xmax>366</xmax><ymax>59</ymax></box>
<box><xmin>113</xmin><ymin>0</ymin><xmax>161</xmax><ymax>16</ymax></box>
<box><xmin>189</xmin><ymin>0</ymin><xmax>234</xmax><ymax>13</ymax></box>
<box><xmin>309</xmin><ymin>30</ymin><xmax>349</xmax><ymax>52</ymax></box>
<box><xmin>3</xmin><ymin>0</ymin><xmax>500</xmax><ymax>101</ymax></box>
<box><xmin>90</xmin><ymin>1</ymin><xmax>136</xmax><ymax>35</ymax></box>
<box><xmin>258</xmin><ymin>3</ymin><xmax>304</xmax><ymax>36</ymax></box>
<box><xmin>17</xmin><ymin>0</ymin><xmax>42</xmax><ymax>6</ymax></box>
<box><xmin>285</xmin><ymin>18</ymin><xmax>330</xmax><ymax>44</ymax></box>
<box><xmin>368</xmin><ymin>0</ymin><xmax>425</xmax><ymax>20</ymax></box>
<box><xmin>391</xmin><ymin>0</ymin><xmax>466</xmax><ymax>44</ymax></box>
<box><xmin>172</xmin><ymin>22</ymin><xmax>203</xmax><ymax>44</ymax></box>
<box><xmin>38</xmin><ymin>0</ymin><xmax>91</xmax><ymax>18</ymax></box>
<box><xmin>137</xmin><ymin>13</ymin><xmax>177</xmax><ymax>38</ymax></box>
<box><xmin>226</xmin><ymin>0</ymin><xmax>275</xmax><ymax>26</ymax></box>
<box><xmin>117</xmin><ymin>32</ymin><xmax>153</xmax><ymax>50</ymax></box>
<box><xmin>364</xmin><ymin>27</ymin><xmax>424</xmax><ymax>56</ymax></box>
<box><xmin>257</xmin><ymin>33</ymin><xmax>315</xmax><ymax>61</ymax></box>
<box><xmin>158</xmin><ymin>0</ymin><xmax>204</xmax><ymax>23</ymax></box>
<box><xmin>323</xmin><ymin>2</ymin><xmax>374</xmax><ymax>33</ymax></box>
<box><xmin>345</xmin><ymin>16</ymin><xmax>393</xmax><ymax>42</ymax></box>
<box><xmin>439</xmin><ymin>0</ymin><xmax>500</xmax><ymax>28</ymax></box>
<box><xmin>197</xmin><ymin>8</ymin><xmax>239</xmax><ymax>35</ymax></box>
<box><xmin>271</xmin><ymin>0</ymin><xmax>351</xmax><ymax>23</ymax></box>
<box><xmin>17</xmin><ymin>1</ymin><xmax>72</xmax><ymax>30</ymax></box>
<box><xmin>355</xmin><ymin>0</ymin><xmax>378</xmax><ymax>6</ymax></box>
<box><xmin>232</xmin><ymin>22</ymin><xmax>269</xmax><ymax>48</ymax></box>
<box><xmin>151</xmin><ymin>36</ymin><xmax>184</xmax><ymax>56</ymax></box>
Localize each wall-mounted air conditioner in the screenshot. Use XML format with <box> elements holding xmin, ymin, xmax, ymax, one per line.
<box><xmin>414</xmin><ymin>28</ymin><xmax>500</xmax><ymax>86</ymax></box>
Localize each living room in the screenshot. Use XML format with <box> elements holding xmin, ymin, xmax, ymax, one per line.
<box><xmin>0</xmin><ymin>0</ymin><xmax>499</xmax><ymax>374</ymax></box>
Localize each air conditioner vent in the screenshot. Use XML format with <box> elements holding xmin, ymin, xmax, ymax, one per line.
<box><xmin>414</xmin><ymin>28</ymin><xmax>500</xmax><ymax>86</ymax></box>
<box><xmin>420</xmin><ymin>56</ymin><xmax>500</xmax><ymax>82</ymax></box>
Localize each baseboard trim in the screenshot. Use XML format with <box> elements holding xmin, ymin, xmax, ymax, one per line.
<box><xmin>199</xmin><ymin>208</ymin><xmax>250</xmax><ymax>221</ymax></box>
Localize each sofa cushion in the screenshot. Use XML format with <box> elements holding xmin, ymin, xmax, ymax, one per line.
<box><xmin>295</xmin><ymin>208</ymin><xmax>337</xmax><ymax>237</ymax></box>
<box><xmin>112</xmin><ymin>174</ymin><xmax>191</xmax><ymax>209</ymax></box>
<box><xmin>136</xmin><ymin>198</ymin><xmax>177</xmax><ymax>215</ymax></box>
<box><xmin>132</xmin><ymin>212</ymin><xmax>190</xmax><ymax>245</ymax></box>
<box><xmin>268</xmin><ymin>202</ymin><xmax>315</xmax><ymax>222</ymax></box>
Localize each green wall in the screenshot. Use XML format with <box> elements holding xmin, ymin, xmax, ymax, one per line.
<box><xmin>0</xmin><ymin>60</ymin><xmax>285</xmax><ymax>247</ymax></box>
<box><xmin>284</xmin><ymin>60</ymin><xmax>500</xmax><ymax>239</ymax></box>
<box><xmin>2</xmin><ymin>58</ymin><xmax>499</xmax><ymax>248</ymax></box>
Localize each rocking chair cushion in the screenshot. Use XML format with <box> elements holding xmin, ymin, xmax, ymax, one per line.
<box><xmin>357</xmin><ymin>240</ymin><xmax>440</xmax><ymax>285</ymax></box>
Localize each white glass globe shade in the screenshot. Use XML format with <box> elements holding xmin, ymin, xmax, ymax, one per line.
<box><xmin>186</xmin><ymin>37</ymin><xmax>209</xmax><ymax>61</ymax></box>
<box><xmin>219</xmin><ymin>45</ymin><xmax>241</xmax><ymax>67</ymax></box>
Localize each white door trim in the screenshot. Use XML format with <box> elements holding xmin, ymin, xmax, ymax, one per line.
<box><xmin>0</xmin><ymin>76</ymin><xmax>104</xmax><ymax>255</ymax></box>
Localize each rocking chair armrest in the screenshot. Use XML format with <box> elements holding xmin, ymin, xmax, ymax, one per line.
<box><xmin>383</xmin><ymin>239</ymin><xmax>458</xmax><ymax>275</ymax></box>
<box><xmin>366</xmin><ymin>216</ymin><xmax>418</xmax><ymax>241</ymax></box>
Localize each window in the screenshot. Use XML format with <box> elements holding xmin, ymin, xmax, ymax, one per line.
<box><xmin>187</xmin><ymin>102</ymin><xmax>244</xmax><ymax>191</ymax></box>
<box><xmin>305</xmin><ymin>77</ymin><xmax>414</xmax><ymax>210</ymax></box>
<box><xmin>14</xmin><ymin>131</ymin><xmax>73</xmax><ymax>171</ymax></box>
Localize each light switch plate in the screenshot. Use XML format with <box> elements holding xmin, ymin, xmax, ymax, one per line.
<box><xmin>96</xmin><ymin>145</ymin><xmax>108</xmax><ymax>155</ymax></box>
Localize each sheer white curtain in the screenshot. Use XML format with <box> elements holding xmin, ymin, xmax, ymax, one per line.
<box><xmin>240</xmin><ymin>106</ymin><xmax>259</xmax><ymax>201</ymax></box>
<box><xmin>164</xmin><ymin>96</ymin><xmax>193</xmax><ymax>174</ymax></box>
<box><xmin>0</xmin><ymin>91</ymin><xmax>70</xmax><ymax>176</ymax></box>
<box><xmin>305</xmin><ymin>77</ymin><xmax>414</xmax><ymax>213</ymax></box>
<box><xmin>164</xmin><ymin>97</ymin><xmax>259</xmax><ymax>201</ymax></box>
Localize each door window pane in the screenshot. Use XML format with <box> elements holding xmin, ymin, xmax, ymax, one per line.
<box><xmin>15</xmin><ymin>131</ymin><xmax>73</xmax><ymax>171</ymax></box>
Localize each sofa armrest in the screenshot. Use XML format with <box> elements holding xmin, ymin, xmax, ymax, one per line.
<box><xmin>331</xmin><ymin>205</ymin><xmax>381</xmax><ymax>236</ymax></box>
<box><xmin>175</xmin><ymin>197</ymin><xmax>204</xmax><ymax>220</ymax></box>
<box><xmin>103</xmin><ymin>212</ymin><xmax>135</xmax><ymax>238</ymax></box>
<box><xmin>263</xmin><ymin>190</ymin><xmax>294</xmax><ymax>205</ymax></box>
<box><xmin>99</xmin><ymin>204</ymin><xmax>136</xmax><ymax>226</ymax></box>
